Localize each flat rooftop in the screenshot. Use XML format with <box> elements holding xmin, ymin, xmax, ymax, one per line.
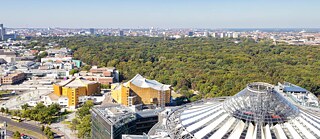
<box><xmin>92</xmin><ymin>104</ymin><xmax>135</xmax><ymax>126</ymax></box>
<box><xmin>283</xmin><ymin>82</ymin><xmax>308</xmax><ymax>93</ymax></box>
<box><xmin>92</xmin><ymin>104</ymin><xmax>163</xmax><ymax>127</ymax></box>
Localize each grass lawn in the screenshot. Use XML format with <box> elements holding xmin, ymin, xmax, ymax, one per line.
<box><xmin>7</xmin><ymin>124</ymin><xmax>47</xmax><ymax>139</ymax></box>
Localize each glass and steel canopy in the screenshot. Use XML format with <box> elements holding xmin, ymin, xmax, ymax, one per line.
<box><xmin>223</xmin><ymin>82</ymin><xmax>300</xmax><ymax>125</ymax></box>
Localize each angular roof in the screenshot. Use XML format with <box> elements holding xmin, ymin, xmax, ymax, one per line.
<box><xmin>48</xmin><ymin>93</ymin><xmax>60</xmax><ymax>101</ymax></box>
<box><xmin>56</xmin><ymin>77</ymin><xmax>98</xmax><ymax>88</ymax></box>
<box><xmin>0</xmin><ymin>58</ymin><xmax>7</xmax><ymax>64</ymax></box>
<box><xmin>125</xmin><ymin>74</ymin><xmax>171</xmax><ymax>91</ymax></box>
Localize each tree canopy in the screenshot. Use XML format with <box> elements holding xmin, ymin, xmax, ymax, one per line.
<box><xmin>35</xmin><ymin>36</ymin><xmax>320</xmax><ymax>99</ymax></box>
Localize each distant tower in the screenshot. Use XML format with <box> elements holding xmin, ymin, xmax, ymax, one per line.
<box><xmin>188</xmin><ymin>31</ymin><xmax>194</xmax><ymax>37</ymax></box>
<box><xmin>0</xmin><ymin>24</ymin><xmax>3</xmax><ymax>41</ymax></box>
<box><xmin>89</xmin><ymin>28</ymin><xmax>95</xmax><ymax>35</ymax></box>
<box><xmin>220</xmin><ymin>32</ymin><xmax>226</xmax><ymax>38</ymax></box>
<box><xmin>227</xmin><ymin>32</ymin><xmax>233</xmax><ymax>38</ymax></box>
<box><xmin>204</xmin><ymin>31</ymin><xmax>209</xmax><ymax>37</ymax></box>
<box><xmin>212</xmin><ymin>32</ymin><xmax>218</xmax><ymax>38</ymax></box>
<box><xmin>119</xmin><ymin>30</ymin><xmax>124</xmax><ymax>36</ymax></box>
<box><xmin>233</xmin><ymin>32</ymin><xmax>239</xmax><ymax>38</ymax></box>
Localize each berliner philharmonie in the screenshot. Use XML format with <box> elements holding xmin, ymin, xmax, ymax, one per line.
<box><xmin>124</xmin><ymin>82</ymin><xmax>320</xmax><ymax>139</ymax></box>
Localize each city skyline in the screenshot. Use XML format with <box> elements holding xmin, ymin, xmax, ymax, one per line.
<box><xmin>1</xmin><ymin>0</ymin><xmax>320</xmax><ymax>28</ymax></box>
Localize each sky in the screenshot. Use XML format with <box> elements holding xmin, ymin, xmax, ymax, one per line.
<box><xmin>1</xmin><ymin>0</ymin><xmax>319</xmax><ymax>28</ymax></box>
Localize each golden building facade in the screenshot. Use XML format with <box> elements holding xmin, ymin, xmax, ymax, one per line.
<box><xmin>53</xmin><ymin>77</ymin><xmax>100</xmax><ymax>108</ymax></box>
<box><xmin>111</xmin><ymin>74</ymin><xmax>171</xmax><ymax>107</ymax></box>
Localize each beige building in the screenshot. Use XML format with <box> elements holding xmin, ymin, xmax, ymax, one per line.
<box><xmin>77</xmin><ymin>66</ymin><xmax>119</xmax><ymax>85</ymax></box>
<box><xmin>1</xmin><ymin>72</ymin><xmax>26</xmax><ymax>85</ymax></box>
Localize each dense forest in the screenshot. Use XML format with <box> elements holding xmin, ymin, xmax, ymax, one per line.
<box><xmin>36</xmin><ymin>36</ymin><xmax>320</xmax><ymax>100</ymax></box>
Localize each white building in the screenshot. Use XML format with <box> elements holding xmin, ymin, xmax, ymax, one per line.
<box><xmin>0</xmin><ymin>49</ymin><xmax>16</xmax><ymax>63</ymax></box>
<box><xmin>40</xmin><ymin>93</ymin><xmax>105</xmax><ymax>110</ymax></box>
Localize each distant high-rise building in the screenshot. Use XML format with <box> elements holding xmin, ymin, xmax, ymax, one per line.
<box><xmin>227</xmin><ymin>32</ymin><xmax>233</xmax><ymax>38</ymax></box>
<box><xmin>89</xmin><ymin>28</ymin><xmax>95</xmax><ymax>35</ymax></box>
<box><xmin>119</xmin><ymin>30</ymin><xmax>124</xmax><ymax>36</ymax></box>
<box><xmin>188</xmin><ymin>31</ymin><xmax>194</xmax><ymax>37</ymax></box>
<box><xmin>0</xmin><ymin>24</ymin><xmax>5</xmax><ymax>41</ymax></box>
<box><xmin>233</xmin><ymin>32</ymin><xmax>240</xmax><ymax>38</ymax></box>
<box><xmin>212</xmin><ymin>32</ymin><xmax>219</xmax><ymax>38</ymax></box>
<box><xmin>204</xmin><ymin>31</ymin><xmax>209</xmax><ymax>37</ymax></box>
<box><xmin>3</xmin><ymin>34</ymin><xmax>16</xmax><ymax>40</ymax></box>
<box><xmin>220</xmin><ymin>32</ymin><xmax>226</xmax><ymax>38</ymax></box>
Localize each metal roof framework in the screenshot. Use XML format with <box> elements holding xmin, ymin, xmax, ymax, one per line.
<box><xmin>152</xmin><ymin>82</ymin><xmax>320</xmax><ymax>139</ymax></box>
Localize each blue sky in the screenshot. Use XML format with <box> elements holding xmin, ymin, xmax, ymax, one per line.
<box><xmin>1</xmin><ymin>0</ymin><xmax>319</xmax><ymax>28</ymax></box>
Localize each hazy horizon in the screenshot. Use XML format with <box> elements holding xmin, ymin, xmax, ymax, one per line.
<box><xmin>1</xmin><ymin>0</ymin><xmax>320</xmax><ymax>28</ymax></box>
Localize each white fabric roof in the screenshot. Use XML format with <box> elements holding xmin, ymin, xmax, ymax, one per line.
<box><xmin>166</xmin><ymin>101</ymin><xmax>320</xmax><ymax>139</ymax></box>
<box><xmin>149</xmin><ymin>82</ymin><xmax>320</xmax><ymax>139</ymax></box>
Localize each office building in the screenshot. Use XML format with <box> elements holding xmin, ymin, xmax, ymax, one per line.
<box><xmin>111</xmin><ymin>74</ymin><xmax>171</xmax><ymax>107</ymax></box>
<box><xmin>145</xmin><ymin>82</ymin><xmax>320</xmax><ymax>139</ymax></box>
<box><xmin>0</xmin><ymin>24</ymin><xmax>14</xmax><ymax>40</ymax></box>
<box><xmin>91</xmin><ymin>104</ymin><xmax>162</xmax><ymax>139</ymax></box>
<box><xmin>119</xmin><ymin>30</ymin><xmax>124</xmax><ymax>36</ymax></box>
<box><xmin>0</xmin><ymin>72</ymin><xmax>26</xmax><ymax>85</ymax></box>
<box><xmin>204</xmin><ymin>31</ymin><xmax>209</xmax><ymax>37</ymax></box>
<box><xmin>77</xmin><ymin>66</ymin><xmax>119</xmax><ymax>85</ymax></box>
<box><xmin>72</xmin><ymin>60</ymin><xmax>82</xmax><ymax>68</ymax></box>
<box><xmin>227</xmin><ymin>32</ymin><xmax>233</xmax><ymax>38</ymax></box>
<box><xmin>212</xmin><ymin>32</ymin><xmax>219</xmax><ymax>38</ymax></box>
<box><xmin>220</xmin><ymin>32</ymin><xmax>226</xmax><ymax>38</ymax></box>
<box><xmin>0</xmin><ymin>49</ymin><xmax>16</xmax><ymax>63</ymax></box>
<box><xmin>188</xmin><ymin>31</ymin><xmax>194</xmax><ymax>37</ymax></box>
<box><xmin>233</xmin><ymin>32</ymin><xmax>240</xmax><ymax>38</ymax></box>
<box><xmin>89</xmin><ymin>28</ymin><xmax>95</xmax><ymax>35</ymax></box>
<box><xmin>0</xmin><ymin>24</ymin><xmax>5</xmax><ymax>41</ymax></box>
<box><xmin>277</xmin><ymin>82</ymin><xmax>319</xmax><ymax>107</ymax></box>
<box><xmin>53</xmin><ymin>77</ymin><xmax>100</xmax><ymax>109</ymax></box>
<box><xmin>3</xmin><ymin>34</ymin><xmax>16</xmax><ymax>40</ymax></box>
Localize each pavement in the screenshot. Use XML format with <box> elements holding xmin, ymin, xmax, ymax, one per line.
<box><xmin>6</xmin><ymin>129</ymin><xmax>37</xmax><ymax>139</ymax></box>
<box><xmin>50</xmin><ymin>112</ymin><xmax>77</xmax><ymax>139</ymax></box>
<box><xmin>0</xmin><ymin>112</ymin><xmax>75</xmax><ymax>139</ymax></box>
<box><xmin>6</xmin><ymin>130</ymin><xmax>13</xmax><ymax>137</ymax></box>
<box><xmin>0</xmin><ymin>90</ymin><xmax>51</xmax><ymax>109</ymax></box>
<box><xmin>0</xmin><ymin>115</ymin><xmax>44</xmax><ymax>139</ymax></box>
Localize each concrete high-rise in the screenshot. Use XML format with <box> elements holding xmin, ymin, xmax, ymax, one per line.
<box><xmin>89</xmin><ymin>28</ymin><xmax>95</xmax><ymax>35</ymax></box>
<box><xmin>119</xmin><ymin>30</ymin><xmax>124</xmax><ymax>36</ymax></box>
<box><xmin>0</xmin><ymin>24</ymin><xmax>5</xmax><ymax>41</ymax></box>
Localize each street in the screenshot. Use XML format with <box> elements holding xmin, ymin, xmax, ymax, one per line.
<box><xmin>0</xmin><ymin>115</ymin><xmax>44</xmax><ymax>138</ymax></box>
